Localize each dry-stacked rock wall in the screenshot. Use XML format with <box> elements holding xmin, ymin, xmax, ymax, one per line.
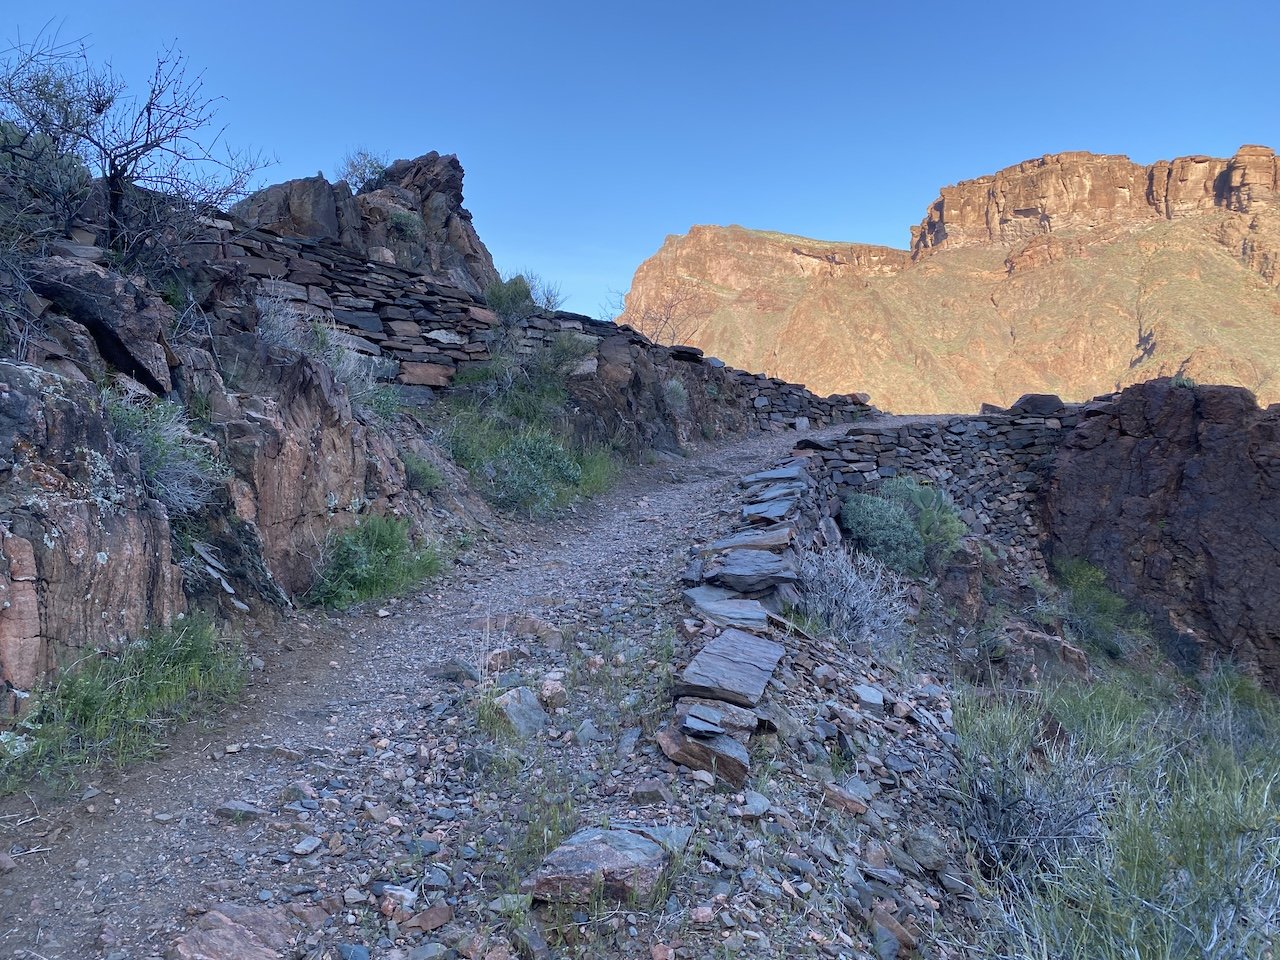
<box><xmin>797</xmin><ymin>399</ymin><xmax>1087</xmax><ymax>566</ymax></box>
<box><xmin>187</xmin><ymin>220</ymin><xmax>873</xmax><ymax>434</ymax></box>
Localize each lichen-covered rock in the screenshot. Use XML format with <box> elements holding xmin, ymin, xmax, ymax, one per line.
<box><xmin>0</xmin><ymin>362</ymin><xmax>185</xmax><ymax>713</ymax></box>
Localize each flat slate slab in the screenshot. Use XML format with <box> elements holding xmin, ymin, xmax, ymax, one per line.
<box><xmin>708</xmin><ymin>549</ymin><xmax>799</xmax><ymax>592</ymax></box>
<box><xmin>740</xmin><ymin>464</ymin><xmax>809</xmax><ymax>485</ymax></box>
<box><xmin>683</xmin><ymin>584</ymin><xmax>739</xmax><ymax>607</ymax></box>
<box><xmin>742</xmin><ymin>498</ymin><xmax>798</xmax><ymax>523</ymax></box>
<box><xmin>705</xmin><ymin>525</ymin><xmax>796</xmax><ymax>553</ymax></box>
<box><xmin>523</xmin><ymin>828</ymin><xmax>671</xmax><ymax>904</ymax></box>
<box><xmin>656</xmin><ymin>727</ymin><xmax>750</xmax><ymax>788</ymax></box>
<box><xmin>675</xmin><ymin>628</ymin><xmax>785</xmax><ymax>707</ymax></box>
<box><xmin>691</xmin><ymin>598</ymin><xmax>770</xmax><ymax>631</ymax></box>
<box><xmin>745</xmin><ymin>480</ymin><xmax>809</xmax><ymax>503</ymax></box>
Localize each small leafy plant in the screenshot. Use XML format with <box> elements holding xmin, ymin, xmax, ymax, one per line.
<box><xmin>306</xmin><ymin>515</ymin><xmax>443</xmax><ymax>608</ymax></box>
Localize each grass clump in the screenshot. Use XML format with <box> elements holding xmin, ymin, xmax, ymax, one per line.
<box><xmin>107</xmin><ymin>393</ymin><xmax>226</xmax><ymax>516</ymax></box>
<box><xmin>484</xmin><ymin>271</ymin><xmax>563</xmax><ymax>325</ymax></box>
<box><xmin>0</xmin><ymin>616</ymin><xmax>242</xmax><ymax>790</ymax></box>
<box><xmin>953</xmin><ymin>665</ymin><xmax>1280</xmax><ymax>960</ymax></box>
<box><xmin>1053</xmin><ymin>557</ymin><xmax>1148</xmax><ymax>659</ymax></box>
<box><xmin>306</xmin><ymin>515</ymin><xmax>443</xmax><ymax>609</ymax></box>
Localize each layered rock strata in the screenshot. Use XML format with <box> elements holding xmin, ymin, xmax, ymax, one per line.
<box><xmin>623</xmin><ymin>146</ymin><xmax>1280</xmax><ymax>412</ymax></box>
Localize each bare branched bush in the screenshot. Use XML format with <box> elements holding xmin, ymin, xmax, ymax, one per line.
<box><xmin>798</xmin><ymin>548</ymin><xmax>908</xmax><ymax>654</ymax></box>
<box><xmin>335</xmin><ymin>147</ymin><xmax>388</xmax><ymax>194</ymax></box>
<box><xmin>624</xmin><ymin>286</ymin><xmax>712</xmax><ymax>346</ymax></box>
<box><xmin>1</xmin><ymin>31</ymin><xmax>266</xmax><ymax>275</ymax></box>
<box><xmin>255</xmin><ymin>295</ymin><xmax>397</xmax><ymax>418</ymax></box>
<box><xmin>954</xmin><ymin>699</ymin><xmax>1115</xmax><ymax>888</ymax></box>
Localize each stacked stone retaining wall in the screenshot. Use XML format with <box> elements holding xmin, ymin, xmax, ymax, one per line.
<box><xmin>188</xmin><ymin>222</ymin><xmax>871</xmax><ymax>430</ymax></box>
<box><xmin>796</xmin><ymin>402</ymin><xmax>1095</xmax><ymax>566</ymax></box>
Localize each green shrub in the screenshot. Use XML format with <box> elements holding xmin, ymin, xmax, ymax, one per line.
<box><xmin>485</xmin><ymin>274</ymin><xmax>536</xmax><ymax>324</ymax></box>
<box><xmin>488</xmin><ymin>430</ymin><xmax>582</xmax><ymax>515</ymax></box>
<box><xmin>483</xmin><ymin>271</ymin><xmax>564</xmax><ymax>325</ymax></box>
<box><xmin>839</xmin><ymin>493</ymin><xmax>926</xmax><ymax>575</ymax></box>
<box><xmin>107</xmin><ymin>394</ymin><xmax>226</xmax><ymax>516</ymax></box>
<box><xmin>878</xmin><ymin>475</ymin><xmax>967</xmax><ymax>571</ymax></box>
<box><xmin>575</xmin><ymin>444</ymin><xmax>618</xmax><ymax>496</ymax></box>
<box><xmin>0</xmin><ymin>616</ymin><xmax>242</xmax><ymax>789</ymax></box>
<box><xmin>388</xmin><ymin>208</ymin><xmax>424</xmax><ymax>242</ymax></box>
<box><xmin>440</xmin><ymin>336</ymin><xmax>616</xmax><ymax>514</ymax></box>
<box><xmin>1053</xmin><ymin>557</ymin><xmax>1148</xmax><ymax>658</ymax></box>
<box><xmin>307</xmin><ymin>515</ymin><xmax>443</xmax><ymax>609</ymax></box>
<box><xmin>403</xmin><ymin>452</ymin><xmax>444</xmax><ymax>493</ymax></box>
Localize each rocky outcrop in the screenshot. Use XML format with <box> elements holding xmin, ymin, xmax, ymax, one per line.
<box><xmin>233</xmin><ymin>152</ymin><xmax>499</xmax><ymax>297</ymax></box>
<box><xmin>0</xmin><ymin>362</ymin><xmax>186</xmax><ymax>715</ymax></box>
<box><xmin>1045</xmin><ymin>380</ymin><xmax>1280</xmax><ymax>680</ymax></box>
<box><xmin>912</xmin><ymin>145</ymin><xmax>1278</xmax><ymax>253</ymax></box>
<box><xmin>622</xmin><ymin>146</ymin><xmax>1280</xmax><ymax>413</ymax></box>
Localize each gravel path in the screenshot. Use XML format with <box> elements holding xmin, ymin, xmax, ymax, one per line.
<box><xmin>0</xmin><ymin>423</ymin><xmax>854</xmax><ymax>960</ymax></box>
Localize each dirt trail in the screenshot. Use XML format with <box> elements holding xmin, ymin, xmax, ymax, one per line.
<box><xmin>0</xmin><ymin>423</ymin><xmax>852</xmax><ymax>960</ymax></box>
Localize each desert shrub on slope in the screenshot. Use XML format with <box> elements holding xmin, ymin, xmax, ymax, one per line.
<box><xmin>953</xmin><ymin>665</ymin><xmax>1280</xmax><ymax>960</ymax></box>
<box><xmin>440</xmin><ymin>332</ymin><xmax>617</xmax><ymax>515</ymax></box>
<box><xmin>839</xmin><ymin>493</ymin><xmax>926</xmax><ymax>575</ymax></box>
<box><xmin>107</xmin><ymin>393</ymin><xmax>225</xmax><ymax>516</ymax></box>
<box><xmin>255</xmin><ymin>295</ymin><xmax>398</xmax><ymax>419</ymax></box>
<box><xmin>798</xmin><ymin>548</ymin><xmax>909</xmax><ymax>656</ymax></box>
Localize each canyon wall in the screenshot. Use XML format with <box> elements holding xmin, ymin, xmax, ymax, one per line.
<box><xmin>623</xmin><ymin>146</ymin><xmax>1280</xmax><ymax>413</ymax></box>
<box><xmin>911</xmin><ymin>145</ymin><xmax>1279</xmax><ymax>253</ymax></box>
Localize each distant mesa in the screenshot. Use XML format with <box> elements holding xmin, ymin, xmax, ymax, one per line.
<box><xmin>621</xmin><ymin>145</ymin><xmax>1280</xmax><ymax>413</ymax></box>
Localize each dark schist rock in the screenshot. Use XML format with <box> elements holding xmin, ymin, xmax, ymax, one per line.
<box><xmin>1046</xmin><ymin>379</ymin><xmax>1280</xmax><ymax>683</ymax></box>
<box><xmin>704</xmin><ymin>524</ymin><xmax>796</xmax><ymax>553</ymax></box>
<box><xmin>705</xmin><ymin>549</ymin><xmax>799</xmax><ymax>592</ymax></box>
<box><xmin>523</xmin><ymin>828</ymin><xmax>676</xmax><ymax>904</ymax></box>
<box><xmin>675</xmin><ymin>628</ymin><xmax>785</xmax><ymax>707</ymax></box>
<box><xmin>689</xmin><ymin>597</ymin><xmax>770</xmax><ymax>631</ymax></box>
<box><xmin>655</xmin><ymin>726</ymin><xmax>751</xmax><ymax>788</ymax></box>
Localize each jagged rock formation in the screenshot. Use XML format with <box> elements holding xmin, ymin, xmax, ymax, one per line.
<box><xmin>623</xmin><ymin>145</ymin><xmax>1280</xmax><ymax>413</ymax></box>
<box><xmin>233</xmin><ymin>152</ymin><xmax>500</xmax><ymax>297</ymax></box>
<box><xmin>911</xmin><ymin>145</ymin><xmax>1278</xmax><ymax>251</ymax></box>
<box><xmin>1046</xmin><ymin>380</ymin><xmax>1280</xmax><ymax>681</ymax></box>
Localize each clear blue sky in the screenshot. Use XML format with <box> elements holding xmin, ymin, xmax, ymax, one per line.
<box><xmin>10</xmin><ymin>2</ymin><xmax>1280</xmax><ymax>314</ymax></box>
